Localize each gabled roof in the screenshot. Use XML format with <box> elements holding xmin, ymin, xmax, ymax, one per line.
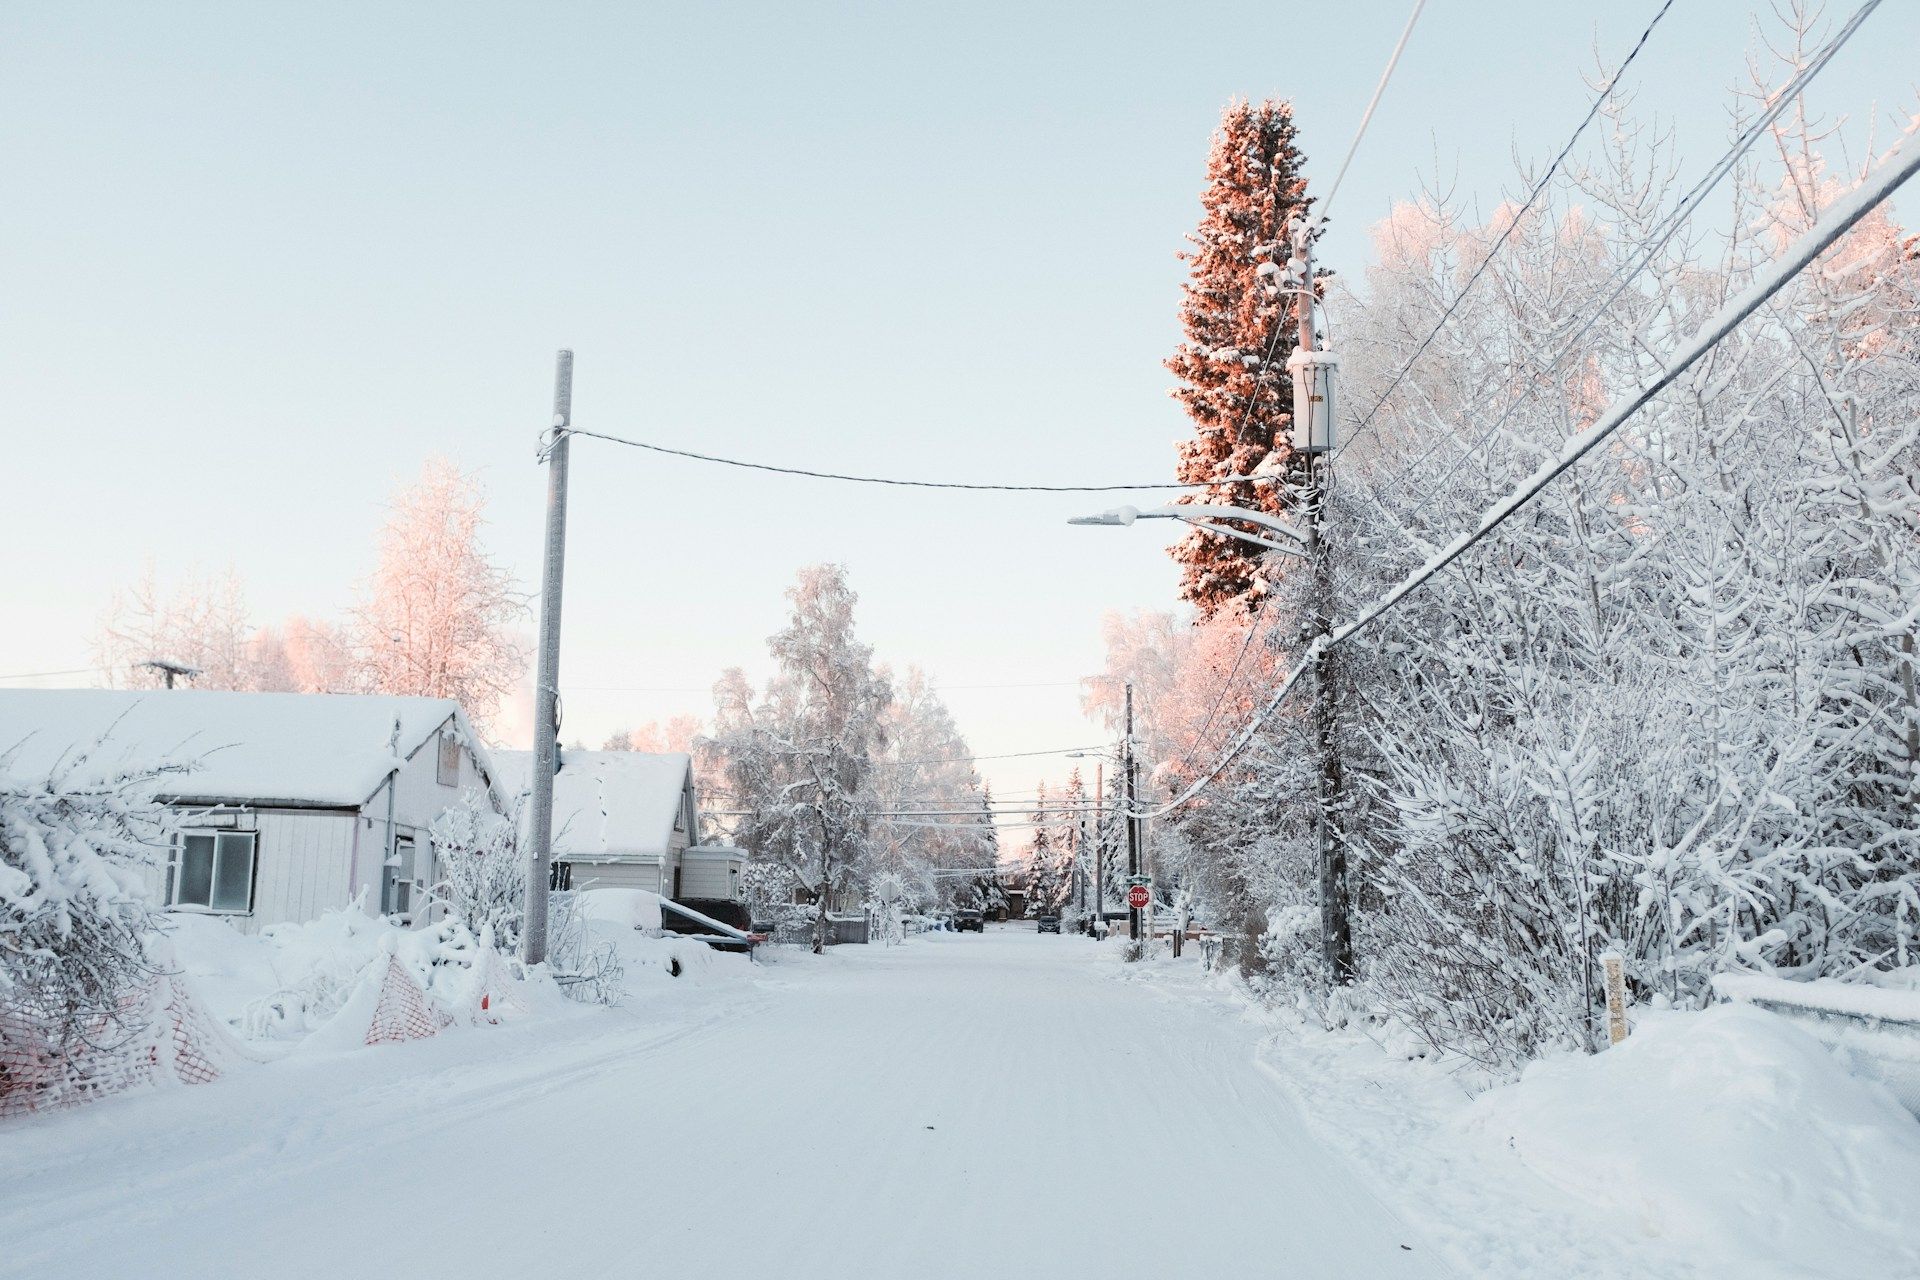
<box><xmin>491</xmin><ymin>749</ymin><xmax>694</xmax><ymax>859</ymax></box>
<box><xmin>0</xmin><ymin>688</ymin><xmax>493</xmax><ymax>808</ymax></box>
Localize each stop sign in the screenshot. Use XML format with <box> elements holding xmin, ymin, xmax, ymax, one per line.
<box><xmin>1127</xmin><ymin>884</ymin><xmax>1150</xmax><ymax>910</ymax></box>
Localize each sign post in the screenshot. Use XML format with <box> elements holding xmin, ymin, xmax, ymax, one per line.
<box><xmin>1601</xmin><ymin>952</ymin><xmax>1629</xmax><ymax>1046</ymax></box>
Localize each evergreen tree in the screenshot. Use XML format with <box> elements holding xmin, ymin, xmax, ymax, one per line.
<box><xmin>1166</xmin><ymin>98</ymin><xmax>1314</xmax><ymax>619</ymax></box>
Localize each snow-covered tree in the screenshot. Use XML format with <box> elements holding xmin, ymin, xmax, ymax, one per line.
<box><xmin>1119</xmin><ymin>19</ymin><xmax>1920</xmax><ymax>1064</ymax></box>
<box><xmin>1167</xmin><ymin>97</ymin><xmax>1315</xmax><ymax>618</ymax></box>
<box><xmin>1</xmin><ymin>742</ymin><xmax>177</xmax><ymax>1061</ymax></box>
<box><xmin>706</xmin><ymin>565</ymin><xmax>891</xmax><ymax>954</ymax></box>
<box><xmin>93</xmin><ymin>563</ymin><xmax>259</xmax><ymax>690</ymax></box>
<box><xmin>429</xmin><ymin>791</ymin><xmax>526</xmax><ymax>952</ymax></box>
<box><xmin>601</xmin><ymin>715</ymin><xmax>702</xmax><ymax>754</ymax></box>
<box><xmin>352</xmin><ymin>457</ymin><xmax>528</xmax><ymax>734</ymax></box>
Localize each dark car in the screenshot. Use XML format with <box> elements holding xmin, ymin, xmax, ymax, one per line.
<box><xmin>954</xmin><ymin>910</ymin><xmax>985</xmax><ymax>933</ymax></box>
<box><xmin>1035</xmin><ymin>914</ymin><xmax>1061</xmax><ymax>934</ymax></box>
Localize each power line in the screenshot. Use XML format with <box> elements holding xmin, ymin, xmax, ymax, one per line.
<box><xmin>890</xmin><ymin>743</ymin><xmax>1108</xmax><ymax>766</ymax></box>
<box><xmin>0</xmin><ymin>666</ymin><xmax>104</xmax><ymax>682</ymax></box>
<box><xmin>1337</xmin><ymin>0</ymin><xmax>1680</xmax><ymax>458</ymax></box>
<box><xmin>562</xmin><ymin>428</ymin><xmax>1275</xmax><ymax>494</ymax></box>
<box><xmin>1135</xmin><ymin>126</ymin><xmax>1920</xmax><ymax>820</ymax></box>
<box><xmin>1377</xmin><ymin>0</ymin><xmax>1881</xmax><ymax>508</ymax></box>
<box><xmin>1319</xmin><ymin>0</ymin><xmax>1429</xmax><ymax>217</ymax></box>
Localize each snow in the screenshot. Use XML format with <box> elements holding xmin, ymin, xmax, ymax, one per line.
<box><xmin>10</xmin><ymin>927</ymin><xmax>1919</xmax><ymax>1278</ymax></box>
<box><xmin>0</xmin><ymin>688</ymin><xmax>487</xmax><ymax>807</ymax></box>
<box><xmin>490</xmin><ymin>748</ymin><xmax>691</xmax><ymax>857</ymax></box>
<box><xmin>575</xmin><ymin>885</ymin><xmax>663</xmax><ymax>932</ymax></box>
<box><xmin>0</xmin><ymin>928</ymin><xmax>1441</xmax><ymax>1279</ymax></box>
<box><xmin>1461</xmin><ymin>1005</ymin><xmax>1920</xmax><ymax>1279</ymax></box>
<box><xmin>1716</xmin><ymin>970</ymin><xmax>1920</xmax><ymax>1024</ymax></box>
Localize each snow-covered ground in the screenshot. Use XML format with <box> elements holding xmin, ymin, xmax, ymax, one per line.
<box><xmin>4</xmin><ymin>925</ymin><xmax>1916</xmax><ymax>1279</ymax></box>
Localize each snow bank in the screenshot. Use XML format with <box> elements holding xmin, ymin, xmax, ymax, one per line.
<box><xmin>1715</xmin><ymin>970</ymin><xmax>1920</xmax><ymax>1024</ymax></box>
<box><xmin>577</xmin><ymin>887</ymin><xmax>663</xmax><ymax>933</ymax></box>
<box><xmin>1459</xmin><ymin>1004</ymin><xmax>1920</xmax><ymax>1278</ymax></box>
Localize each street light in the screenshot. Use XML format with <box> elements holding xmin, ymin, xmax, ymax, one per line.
<box><xmin>1068</xmin><ymin>503</ymin><xmax>1308</xmax><ymax>557</ymax></box>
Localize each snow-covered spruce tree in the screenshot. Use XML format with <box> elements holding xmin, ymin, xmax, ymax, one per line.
<box><xmin>1167</xmin><ymin>97</ymin><xmax>1313</xmax><ymax>619</ymax></box>
<box><xmin>1</xmin><ymin>745</ymin><xmax>177</xmax><ymax>1066</ymax></box>
<box><xmin>1023</xmin><ymin>784</ymin><xmax>1060</xmax><ymax>914</ymax></box>
<box><xmin>706</xmin><ymin>565</ymin><xmax>891</xmax><ymax>954</ymax></box>
<box><xmin>352</xmin><ymin>457</ymin><xmax>528</xmax><ymax>734</ymax></box>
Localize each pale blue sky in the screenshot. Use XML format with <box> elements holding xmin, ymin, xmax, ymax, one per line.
<box><xmin>3</xmin><ymin>2</ymin><xmax>1914</xmax><ymax>800</ymax></box>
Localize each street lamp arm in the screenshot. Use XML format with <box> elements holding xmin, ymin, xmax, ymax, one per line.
<box><xmin>1068</xmin><ymin>502</ymin><xmax>1307</xmax><ymax>547</ymax></box>
<box><xmin>1175</xmin><ymin>516</ymin><xmax>1306</xmax><ymax>558</ymax></box>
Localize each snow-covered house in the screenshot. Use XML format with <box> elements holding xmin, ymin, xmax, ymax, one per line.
<box><xmin>491</xmin><ymin>749</ymin><xmax>744</xmax><ymax>903</ymax></box>
<box><xmin>0</xmin><ymin>688</ymin><xmax>502</xmax><ymax>931</ymax></box>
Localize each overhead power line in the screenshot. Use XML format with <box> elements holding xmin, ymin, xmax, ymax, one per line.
<box><xmin>1338</xmin><ymin>0</ymin><xmax>1680</xmax><ymax>456</ymax></box>
<box><xmin>1320</xmin><ymin>0</ymin><xmax>1429</xmax><ymax>217</ymax></box>
<box><xmin>0</xmin><ymin>666</ymin><xmax>104</xmax><ymax>682</ymax></box>
<box><xmin>1380</xmin><ymin>0</ymin><xmax>1881</xmax><ymax>503</ymax></box>
<box><xmin>1136</xmin><ymin>127</ymin><xmax>1920</xmax><ymax>821</ymax></box>
<box><xmin>562</xmin><ymin>428</ymin><xmax>1274</xmax><ymax>494</ymax></box>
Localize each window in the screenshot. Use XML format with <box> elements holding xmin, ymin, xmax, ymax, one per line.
<box><xmin>437</xmin><ymin>732</ymin><xmax>461</xmax><ymax>788</ymax></box>
<box><xmin>382</xmin><ymin>836</ymin><xmax>418</xmax><ymax>918</ymax></box>
<box><xmin>169</xmin><ymin>831</ymin><xmax>256</xmax><ymax>913</ymax></box>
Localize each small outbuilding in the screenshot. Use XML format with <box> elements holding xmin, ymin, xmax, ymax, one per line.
<box><xmin>491</xmin><ymin>749</ymin><xmax>744</xmax><ymax>905</ymax></box>
<box><xmin>0</xmin><ymin>688</ymin><xmax>503</xmax><ymax>931</ymax></box>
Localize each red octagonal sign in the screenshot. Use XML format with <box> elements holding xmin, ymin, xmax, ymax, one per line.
<box><xmin>1126</xmin><ymin>884</ymin><xmax>1150</xmax><ymax>910</ymax></box>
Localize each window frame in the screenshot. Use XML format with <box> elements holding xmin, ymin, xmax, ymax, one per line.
<box><xmin>167</xmin><ymin>828</ymin><xmax>258</xmax><ymax>915</ymax></box>
<box><xmin>436</xmin><ymin>731</ymin><xmax>461</xmax><ymax>788</ymax></box>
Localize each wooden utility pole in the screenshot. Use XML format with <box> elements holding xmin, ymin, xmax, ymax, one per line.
<box><xmin>1124</xmin><ymin>681</ymin><xmax>1141</xmax><ymax>942</ymax></box>
<box><xmin>1093</xmin><ymin>759</ymin><xmax>1105</xmax><ymax>937</ymax></box>
<box><xmin>1291</xmin><ymin>228</ymin><xmax>1353</xmax><ymax>983</ymax></box>
<box><xmin>523</xmin><ymin>349</ymin><xmax>573</xmax><ymax>967</ymax></box>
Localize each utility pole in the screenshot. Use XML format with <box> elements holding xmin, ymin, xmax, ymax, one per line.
<box><xmin>1092</xmin><ymin>758</ymin><xmax>1105</xmax><ymax>938</ymax></box>
<box><xmin>1124</xmin><ymin>680</ymin><xmax>1141</xmax><ymax>943</ymax></box>
<box><xmin>1288</xmin><ymin>225</ymin><xmax>1353</xmax><ymax>983</ymax></box>
<box><xmin>523</xmin><ymin>349</ymin><xmax>573</xmax><ymax>967</ymax></box>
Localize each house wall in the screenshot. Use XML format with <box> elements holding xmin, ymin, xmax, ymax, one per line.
<box><xmin>352</xmin><ymin>719</ymin><xmax>499</xmax><ymax>913</ymax></box>
<box><xmin>158</xmin><ymin>807</ymin><xmax>358</xmax><ymax>934</ymax></box>
<box><xmin>680</xmin><ymin>853</ymin><xmax>743</xmax><ymax>901</ymax></box>
<box><xmin>568</xmin><ymin>860</ymin><xmax>664</xmax><ymax>894</ymax></box>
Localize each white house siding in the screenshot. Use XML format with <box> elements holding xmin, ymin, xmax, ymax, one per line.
<box><xmin>569</xmin><ymin>860</ymin><xmax>663</xmax><ymax>894</ymax></box>
<box><xmin>353</xmin><ymin>718</ymin><xmax>499</xmax><ymax>912</ymax></box>
<box><xmin>250</xmin><ymin>811</ymin><xmax>357</xmax><ymax>928</ymax></box>
<box><xmin>151</xmin><ymin>808</ymin><xmax>357</xmax><ymax>934</ymax></box>
<box><xmin>680</xmin><ymin>852</ymin><xmax>743</xmax><ymax>900</ymax></box>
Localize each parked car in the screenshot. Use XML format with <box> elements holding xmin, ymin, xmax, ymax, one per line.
<box><xmin>954</xmin><ymin>910</ymin><xmax>985</xmax><ymax>933</ymax></box>
<box><xmin>1035</xmin><ymin>913</ymin><xmax>1062</xmax><ymax>934</ymax></box>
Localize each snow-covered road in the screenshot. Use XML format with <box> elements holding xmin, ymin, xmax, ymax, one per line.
<box><xmin>0</xmin><ymin>926</ymin><xmax>1447</xmax><ymax>1279</ymax></box>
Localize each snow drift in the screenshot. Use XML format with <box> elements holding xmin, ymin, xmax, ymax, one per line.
<box><xmin>1459</xmin><ymin>1004</ymin><xmax>1920</xmax><ymax>1278</ymax></box>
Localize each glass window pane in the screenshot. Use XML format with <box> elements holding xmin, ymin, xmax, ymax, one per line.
<box><xmin>177</xmin><ymin>835</ymin><xmax>215</xmax><ymax>907</ymax></box>
<box><xmin>212</xmin><ymin>833</ymin><xmax>254</xmax><ymax>912</ymax></box>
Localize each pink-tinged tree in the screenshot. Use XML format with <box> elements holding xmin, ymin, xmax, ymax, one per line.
<box><xmin>351</xmin><ymin>457</ymin><xmax>528</xmax><ymax>734</ymax></box>
<box><xmin>1166</xmin><ymin>98</ymin><xmax>1314</xmax><ymax>619</ymax></box>
<box><xmin>93</xmin><ymin>563</ymin><xmax>256</xmax><ymax>690</ymax></box>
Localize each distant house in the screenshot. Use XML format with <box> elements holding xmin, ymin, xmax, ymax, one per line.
<box><xmin>492</xmin><ymin>749</ymin><xmax>745</xmax><ymax>904</ymax></box>
<box><xmin>0</xmin><ymin>688</ymin><xmax>503</xmax><ymax>931</ymax></box>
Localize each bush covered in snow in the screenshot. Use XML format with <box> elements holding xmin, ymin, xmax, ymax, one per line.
<box><xmin>1</xmin><ymin>745</ymin><xmax>177</xmax><ymax>1054</ymax></box>
<box><xmin>428</xmin><ymin>791</ymin><xmax>525</xmax><ymax>952</ymax></box>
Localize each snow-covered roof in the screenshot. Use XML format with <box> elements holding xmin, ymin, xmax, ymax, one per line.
<box><xmin>491</xmin><ymin>749</ymin><xmax>694</xmax><ymax>860</ymax></box>
<box><xmin>0</xmin><ymin>688</ymin><xmax>491</xmax><ymax>808</ymax></box>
